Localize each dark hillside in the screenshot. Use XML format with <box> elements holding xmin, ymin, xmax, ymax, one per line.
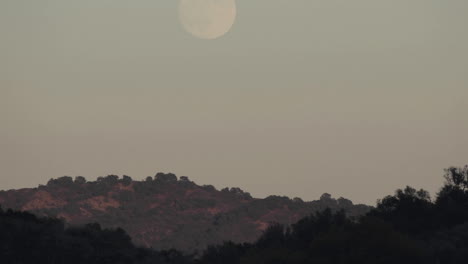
<box><xmin>2</xmin><ymin>166</ymin><xmax>468</xmax><ymax>263</ymax></box>
<box><xmin>0</xmin><ymin>173</ymin><xmax>370</xmax><ymax>252</ymax></box>
<box><xmin>197</xmin><ymin>165</ymin><xmax>468</xmax><ymax>264</ymax></box>
<box><xmin>0</xmin><ymin>207</ymin><xmax>191</xmax><ymax>264</ymax></box>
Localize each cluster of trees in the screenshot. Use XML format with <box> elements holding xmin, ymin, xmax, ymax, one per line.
<box><xmin>1</xmin><ymin>166</ymin><xmax>468</xmax><ymax>263</ymax></box>
<box><xmin>0</xmin><ymin>207</ymin><xmax>192</xmax><ymax>264</ymax></box>
<box><xmin>200</xmin><ymin>165</ymin><xmax>468</xmax><ymax>264</ymax></box>
<box><xmin>46</xmin><ymin>173</ymin><xmax>194</xmax><ymax>188</ymax></box>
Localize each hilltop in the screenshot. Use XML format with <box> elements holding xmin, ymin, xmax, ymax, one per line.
<box><xmin>0</xmin><ymin>173</ymin><xmax>370</xmax><ymax>252</ymax></box>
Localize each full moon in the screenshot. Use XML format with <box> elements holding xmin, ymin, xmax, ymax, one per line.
<box><xmin>179</xmin><ymin>0</ymin><xmax>237</xmax><ymax>39</ymax></box>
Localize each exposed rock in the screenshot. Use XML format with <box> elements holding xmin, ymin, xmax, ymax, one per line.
<box><xmin>0</xmin><ymin>173</ymin><xmax>371</xmax><ymax>252</ymax></box>
<box><xmin>22</xmin><ymin>191</ymin><xmax>66</xmax><ymax>211</ymax></box>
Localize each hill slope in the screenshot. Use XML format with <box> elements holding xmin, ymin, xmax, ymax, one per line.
<box><xmin>0</xmin><ymin>173</ymin><xmax>370</xmax><ymax>252</ymax></box>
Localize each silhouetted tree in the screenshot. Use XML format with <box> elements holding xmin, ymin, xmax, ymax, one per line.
<box><xmin>47</xmin><ymin>176</ymin><xmax>74</xmax><ymax>187</ymax></box>
<box><xmin>369</xmin><ymin>186</ymin><xmax>434</xmax><ymax>235</ymax></box>
<box><xmin>155</xmin><ymin>173</ymin><xmax>177</xmax><ymax>182</ymax></box>
<box><xmin>121</xmin><ymin>175</ymin><xmax>133</xmax><ymax>186</ymax></box>
<box><xmin>435</xmin><ymin>165</ymin><xmax>468</xmax><ymax>228</ymax></box>
<box><xmin>74</xmin><ymin>176</ymin><xmax>87</xmax><ymax>184</ymax></box>
<box><xmin>443</xmin><ymin>165</ymin><xmax>468</xmax><ymax>190</ymax></box>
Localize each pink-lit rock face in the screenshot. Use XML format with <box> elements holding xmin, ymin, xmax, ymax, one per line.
<box><xmin>0</xmin><ymin>174</ymin><xmax>370</xmax><ymax>252</ymax></box>
<box><xmin>79</xmin><ymin>196</ymin><xmax>120</xmax><ymax>212</ymax></box>
<box><xmin>22</xmin><ymin>190</ymin><xmax>67</xmax><ymax>211</ymax></box>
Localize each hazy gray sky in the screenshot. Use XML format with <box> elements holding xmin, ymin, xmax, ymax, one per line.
<box><xmin>1</xmin><ymin>0</ymin><xmax>467</xmax><ymax>204</ymax></box>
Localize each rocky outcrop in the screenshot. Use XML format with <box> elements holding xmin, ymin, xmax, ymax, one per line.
<box><xmin>0</xmin><ymin>173</ymin><xmax>371</xmax><ymax>252</ymax></box>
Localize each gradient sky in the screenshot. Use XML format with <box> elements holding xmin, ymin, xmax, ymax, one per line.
<box><xmin>1</xmin><ymin>0</ymin><xmax>467</xmax><ymax>204</ymax></box>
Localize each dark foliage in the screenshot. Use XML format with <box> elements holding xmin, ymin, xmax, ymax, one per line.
<box><xmin>197</xmin><ymin>165</ymin><xmax>468</xmax><ymax>264</ymax></box>
<box><xmin>0</xmin><ymin>207</ymin><xmax>192</xmax><ymax>264</ymax></box>
<box><xmin>2</xmin><ymin>165</ymin><xmax>468</xmax><ymax>263</ymax></box>
<box><xmin>0</xmin><ymin>173</ymin><xmax>369</xmax><ymax>252</ymax></box>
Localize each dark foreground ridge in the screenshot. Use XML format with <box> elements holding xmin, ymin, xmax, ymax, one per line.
<box><xmin>0</xmin><ymin>207</ymin><xmax>189</xmax><ymax>264</ymax></box>
<box><xmin>1</xmin><ymin>165</ymin><xmax>468</xmax><ymax>264</ymax></box>
<box><xmin>0</xmin><ymin>173</ymin><xmax>370</xmax><ymax>252</ymax></box>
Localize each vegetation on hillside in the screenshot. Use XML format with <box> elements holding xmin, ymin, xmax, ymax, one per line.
<box><xmin>0</xmin><ymin>207</ymin><xmax>191</xmax><ymax>264</ymax></box>
<box><xmin>1</xmin><ymin>165</ymin><xmax>468</xmax><ymax>263</ymax></box>
<box><xmin>199</xmin><ymin>165</ymin><xmax>468</xmax><ymax>264</ymax></box>
<box><xmin>0</xmin><ymin>173</ymin><xmax>369</xmax><ymax>252</ymax></box>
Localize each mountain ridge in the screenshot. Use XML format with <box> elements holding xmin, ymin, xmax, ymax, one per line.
<box><xmin>0</xmin><ymin>173</ymin><xmax>371</xmax><ymax>252</ymax></box>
